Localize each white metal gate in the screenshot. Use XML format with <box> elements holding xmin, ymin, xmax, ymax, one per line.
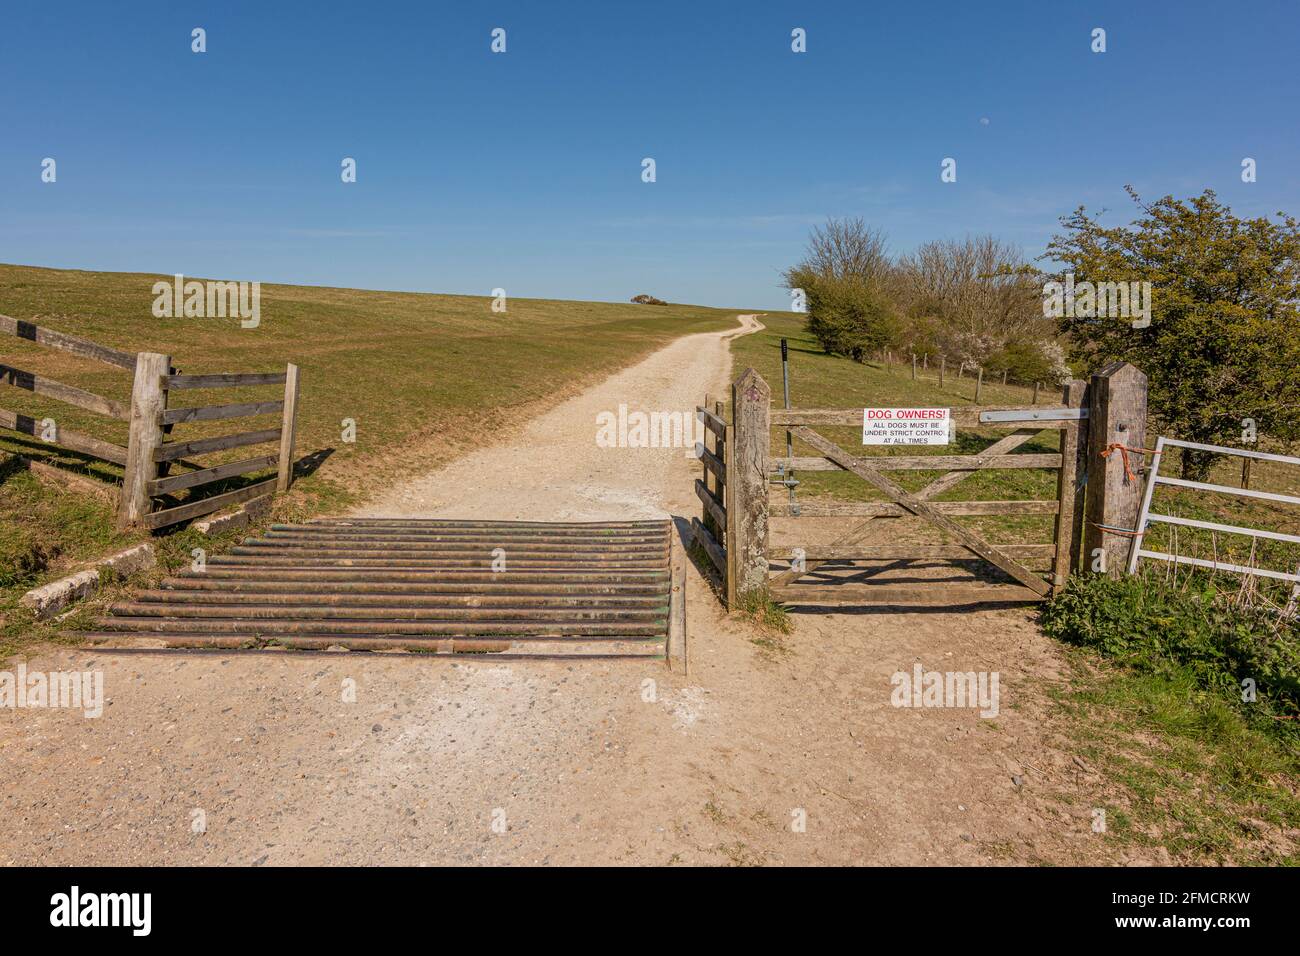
<box><xmin>1127</xmin><ymin>437</ymin><xmax>1300</xmax><ymax>599</ymax></box>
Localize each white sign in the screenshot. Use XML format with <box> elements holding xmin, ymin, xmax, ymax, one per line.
<box><xmin>862</xmin><ymin>408</ymin><xmax>951</xmax><ymax>446</ymax></box>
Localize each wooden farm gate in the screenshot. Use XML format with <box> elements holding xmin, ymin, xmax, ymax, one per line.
<box><xmin>1</xmin><ymin>314</ymin><xmax>301</xmax><ymax>531</ymax></box>
<box><xmin>693</xmin><ymin>363</ymin><xmax>1150</xmax><ymax>608</ymax></box>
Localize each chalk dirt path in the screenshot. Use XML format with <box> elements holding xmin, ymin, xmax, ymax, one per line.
<box><xmin>0</xmin><ymin>315</ymin><xmax>1122</xmax><ymax>866</ymax></box>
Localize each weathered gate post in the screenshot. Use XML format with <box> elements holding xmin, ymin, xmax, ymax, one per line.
<box><xmin>277</xmin><ymin>362</ymin><xmax>300</xmax><ymax>492</ymax></box>
<box><xmin>1051</xmin><ymin>379</ymin><xmax>1089</xmax><ymax>589</ymax></box>
<box><xmin>730</xmin><ymin>368</ymin><xmax>770</xmax><ymax>602</ymax></box>
<box><xmin>1083</xmin><ymin>362</ymin><xmax>1148</xmax><ymax>576</ymax></box>
<box><xmin>118</xmin><ymin>351</ymin><xmax>171</xmax><ymax>530</ymax></box>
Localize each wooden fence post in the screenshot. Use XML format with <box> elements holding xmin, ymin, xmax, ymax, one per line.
<box><xmin>666</xmin><ymin>534</ymin><xmax>688</xmax><ymax>675</ymax></box>
<box><xmin>731</xmin><ymin>368</ymin><xmax>770</xmax><ymax>601</ymax></box>
<box><xmin>975</xmin><ymin>366</ymin><xmax>984</xmax><ymax>402</ymax></box>
<box><xmin>911</xmin><ymin>354</ymin><xmax>917</xmax><ymax>380</ymax></box>
<box><xmin>716</xmin><ymin>398</ymin><xmax>728</xmax><ymax>571</ymax></box>
<box><xmin>939</xmin><ymin>356</ymin><xmax>945</xmax><ymax>385</ymax></box>
<box><xmin>724</xmin><ymin>398</ymin><xmax>737</xmax><ymax>608</ymax></box>
<box><xmin>1083</xmin><ymin>362</ymin><xmax>1149</xmax><ymax>577</ymax></box>
<box><xmin>1052</xmin><ymin>379</ymin><xmax>1089</xmax><ymax>589</ymax></box>
<box><xmin>277</xmin><ymin>362</ymin><xmax>300</xmax><ymax>492</ymax></box>
<box><xmin>118</xmin><ymin>351</ymin><xmax>171</xmax><ymax>530</ymax></box>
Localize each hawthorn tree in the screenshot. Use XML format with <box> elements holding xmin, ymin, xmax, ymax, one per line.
<box><xmin>784</xmin><ymin>218</ymin><xmax>898</xmax><ymax>361</ymax></box>
<box><xmin>1045</xmin><ymin>188</ymin><xmax>1300</xmax><ymax>479</ymax></box>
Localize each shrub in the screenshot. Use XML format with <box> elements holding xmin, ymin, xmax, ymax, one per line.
<box><xmin>1041</xmin><ymin>573</ymin><xmax>1300</xmax><ymax>721</ymax></box>
<box><xmin>795</xmin><ymin>269</ymin><xmax>899</xmax><ymax>362</ymax></box>
<box><xmin>983</xmin><ymin>339</ymin><xmax>1071</xmax><ymax>386</ymax></box>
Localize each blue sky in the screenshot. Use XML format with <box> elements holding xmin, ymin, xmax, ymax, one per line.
<box><xmin>2</xmin><ymin>0</ymin><xmax>1298</xmax><ymax>310</ymax></box>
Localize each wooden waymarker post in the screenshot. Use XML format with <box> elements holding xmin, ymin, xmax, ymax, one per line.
<box><xmin>911</xmin><ymin>354</ymin><xmax>917</xmax><ymax>380</ymax></box>
<box><xmin>975</xmin><ymin>367</ymin><xmax>984</xmax><ymax>402</ymax></box>
<box><xmin>1033</xmin><ymin>382</ymin><xmax>1040</xmax><ymax>405</ymax></box>
<box><xmin>1083</xmin><ymin>362</ymin><xmax>1149</xmax><ymax>576</ymax></box>
<box><xmin>939</xmin><ymin>356</ymin><xmax>945</xmax><ymax>386</ymax></box>
<box><xmin>118</xmin><ymin>352</ymin><xmax>171</xmax><ymax>530</ymax></box>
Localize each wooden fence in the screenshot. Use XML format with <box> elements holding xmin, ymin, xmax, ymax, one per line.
<box><xmin>124</xmin><ymin>355</ymin><xmax>300</xmax><ymax>530</ymax></box>
<box><xmin>694</xmin><ymin>362</ymin><xmax>1150</xmax><ymax>608</ymax></box>
<box><xmin>1</xmin><ymin>314</ymin><xmax>300</xmax><ymax>531</ymax></box>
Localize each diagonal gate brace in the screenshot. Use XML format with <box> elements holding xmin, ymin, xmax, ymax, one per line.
<box><xmin>790</xmin><ymin>426</ymin><xmax>1051</xmax><ymax>597</ymax></box>
<box><xmin>769</xmin><ymin>427</ymin><xmax>1043</xmax><ymax>588</ymax></box>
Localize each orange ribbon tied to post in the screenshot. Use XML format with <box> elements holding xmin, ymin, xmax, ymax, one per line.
<box><xmin>1099</xmin><ymin>442</ymin><xmax>1159</xmax><ymax>483</ymax></box>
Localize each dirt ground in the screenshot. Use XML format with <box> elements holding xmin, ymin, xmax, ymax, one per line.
<box><xmin>0</xmin><ymin>315</ymin><xmax>1127</xmax><ymax>866</ymax></box>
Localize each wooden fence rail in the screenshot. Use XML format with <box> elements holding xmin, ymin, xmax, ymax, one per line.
<box><xmin>1</xmin><ymin>315</ymin><xmax>137</xmax><ymax>471</ymax></box>
<box><xmin>162</xmin><ymin>399</ymin><xmax>284</xmax><ymax>426</ymax></box>
<box><xmin>0</xmin><ymin>406</ymin><xmax>128</xmax><ymax>465</ymax></box>
<box><xmin>0</xmin><ymin>363</ymin><xmax>130</xmax><ymax>420</ymax></box>
<box><xmin>1</xmin><ymin>313</ymin><xmax>136</xmax><ymax>370</ymax></box>
<box><xmin>163</xmin><ymin>372</ymin><xmax>287</xmax><ymax>390</ymax></box>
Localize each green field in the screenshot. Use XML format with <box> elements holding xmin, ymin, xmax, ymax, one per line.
<box><xmin>1</xmin><ymin>263</ymin><xmax>742</xmax><ymax>494</ymax></box>
<box><xmin>0</xmin><ymin>262</ymin><xmax>745</xmax><ymax>656</ymax></box>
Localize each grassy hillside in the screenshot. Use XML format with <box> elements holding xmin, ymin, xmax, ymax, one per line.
<box><xmin>1</xmin><ymin>263</ymin><xmax>742</xmax><ymax>499</ymax></box>
<box><xmin>0</xmin><ymin>263</ymin><xmax>745</xmax><ymax>656</ymax></box>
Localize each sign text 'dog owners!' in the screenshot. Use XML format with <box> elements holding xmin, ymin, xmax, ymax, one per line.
<box><xmin>862</xmin><ymin>408</ymin><xmax>952</xmax><ymax>446</ymax></box>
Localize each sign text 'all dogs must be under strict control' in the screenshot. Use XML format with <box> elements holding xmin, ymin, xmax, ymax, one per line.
<box><xmin>861</xmin><ymin>408</ymin><xmax>952</xmax><ymax>446</ymax></box>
